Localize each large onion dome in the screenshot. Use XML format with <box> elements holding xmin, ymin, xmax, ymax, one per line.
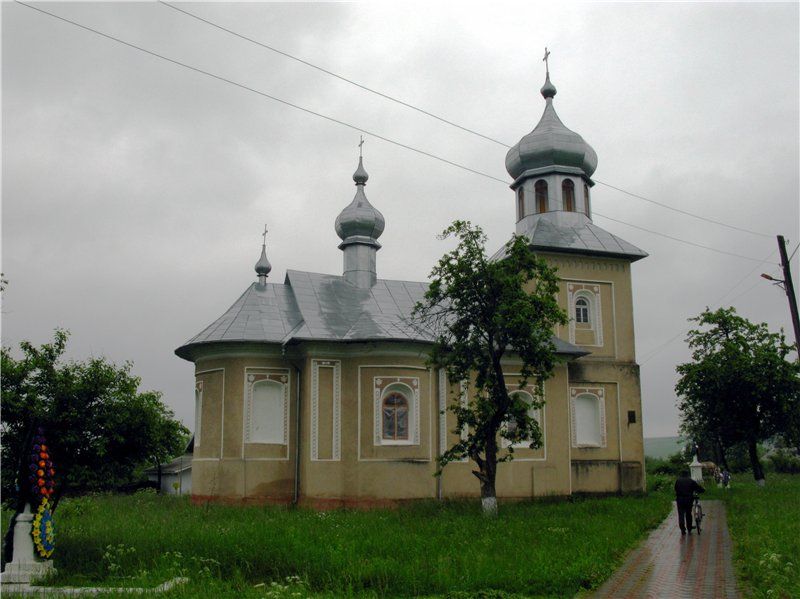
<box><xmin>505</xmin><ymin>73</ymin><xmax>598</xmax><ymax>180</ymax></box>
<box><xmin>335</xmin><ymin>157</ymin><xmax>385</xmax><ymax>241</ymax></box>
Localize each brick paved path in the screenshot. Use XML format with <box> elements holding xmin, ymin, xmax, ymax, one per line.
<box><xmin>591</xmin><ymin>500</ymin><xmax>739</xmax><ymax>598</ymax></box>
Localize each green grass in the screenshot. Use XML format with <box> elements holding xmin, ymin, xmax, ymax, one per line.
<box><xmin>706</xmin><ymin>473</ymin><xmax>800</xmax><ymax>599</ymax></box>
<box><xmin>11</xmin><ymin>491</ymin><xmax>671</xmax><ymax>598</ymax></box>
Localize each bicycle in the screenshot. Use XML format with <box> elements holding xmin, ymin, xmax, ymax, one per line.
<box><xmin>692</xmin><ymin>494</ymin><xmax>704</xmax><ymax>534</ymax></box>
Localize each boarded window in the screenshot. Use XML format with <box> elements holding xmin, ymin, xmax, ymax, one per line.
<box><xmin>574</xmin><ymin>393</ymin><xmax>602</xmax><ymax>446</ymax></box>
<box><xmin>250</xmin><ymin>380</ymin><xmax>285</xmax><ymax>444</ymax></box>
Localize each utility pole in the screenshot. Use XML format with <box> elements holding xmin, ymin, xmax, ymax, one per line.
<box><xmin>776</xmin><ymin>235</ymin><xmax>800</xmax><ymax>353</ymax></box>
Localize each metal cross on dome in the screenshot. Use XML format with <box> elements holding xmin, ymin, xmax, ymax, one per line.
<box><xmin>543</xmin><ymin>47</ymin><xmax>551</xmax><ymax>75</ymax></box>
<box><xmin>358</xmin><ymin>135</ymin><xmax>365</xmax><ymax>157</ymax></box>
<box><xmin>262</xmin><ymin>224</ymin><xmax>268</xmax><ymax>245</ymax></box>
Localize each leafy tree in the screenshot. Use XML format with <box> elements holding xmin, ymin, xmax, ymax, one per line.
<box><xmin>675</xmin><ymin>307</ymin><xmax>800</xmax><ymax>484</ymax></box>
<box><xmin>1</xmin><ymin>329</ymin><xmax>189</xmax><ymax>507</ymax></box>
<box><xmin>414</xmin><ymin>221</ymin><xmax>568</xmax><ymax>515</ymax></box>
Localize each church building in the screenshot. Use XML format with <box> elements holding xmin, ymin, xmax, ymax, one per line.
<box><xmin>175</xmin><ymin>68</ymin><xmax>648</xmax><ymax>506</ymax></box>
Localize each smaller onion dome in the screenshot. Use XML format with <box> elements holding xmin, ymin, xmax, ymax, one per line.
<box><xmin>335</xmin><ymin>157</ymin><xmax>385</xmax><ymax>241</ymax></box>
<box><xmin>255</xmin><ymin>244</ymin><xmax>272</xmax><ymax>277</ymax></box>
<box><xmin>505</xmin><ymin>73</ymin><xmax>597</xmax><ymax>180</ymax></box>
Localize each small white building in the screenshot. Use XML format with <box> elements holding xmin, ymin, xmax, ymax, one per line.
<box><xmin>145</xmin><ymin>453</ymin><xmax>192</xmax><ymax>496</ymax></box>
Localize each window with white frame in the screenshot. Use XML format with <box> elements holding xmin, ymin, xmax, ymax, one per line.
<box><xmin>502</xmin><ymin>390</ymin><xmax>543</xmax><ymax>449</ymax></box>
<box><xmin>571</xmin><ymin>391</ymin><xmax>605</xmax><ymax>447</ymax></box>
<box><xmin>194</xmin><ymin>381</ymin><xmax>203</xmax><ymax>448</ymax></box>
<box><xmin>382</xmin><ymin>392</ymin><xmax>409</xmax><ymax>441</ymax></box>
<box><xmin>249</xmin><ymin>379</ymin><xmax>286</xmax><ymax>444</ymax></box>
<box><xmin>374</xmin><ymin>379</ymin><xmax>419</xmax><ymax>446</ymax></box>
<box><xmin>575</xmin><ymin>297</ymin><xmax>590</xmax><ymax>324</ymax></box>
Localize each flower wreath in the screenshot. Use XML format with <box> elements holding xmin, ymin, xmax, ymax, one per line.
<box><xmin>28</xmin><ymin>427</ymin><xmax>56</xmax><ymax>558</ymax></box>
<box><xmin>32</xmin><ymin>498</ymin><xmax>55</xmax><ymax>558</ymax></box>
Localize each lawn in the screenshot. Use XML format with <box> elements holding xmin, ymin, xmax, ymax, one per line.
<box><xmin>6</xmin><ymin>491</ymin><xmax>671</xmax><ymax>598</ymax></box>
<box><xmin>706</xmin><ymin>473</ymin><xmax>800</xmax><ymax>599</ymax></box>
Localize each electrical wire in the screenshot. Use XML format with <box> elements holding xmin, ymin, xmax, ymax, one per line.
<box><xmin>639</xmin><ymin>248</ymin><xmax>779</xmax><ymax>364</ymax></box>
<box><xmin>159</xmin><ymin>0</ymin><xmax>774</xmax><ymax>240</ymax></box>
<box><xmin>158</xmin><ymin>1</ymin><xmax>511</xmax><ymax>149</ymax></box>
<box><xmin>15</xmin><ymin>1</ymin><xmax>774</xmax><ymax>265</ymax></box>
<box><xmin>592</xmin><ymin>212</ymin><xmax>769</xmax><ymax>263</ymax></box>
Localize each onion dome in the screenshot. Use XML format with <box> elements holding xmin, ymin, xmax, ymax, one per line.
<box><xmin>505</xmin><ymin>72</ymin><xmax>598</xmax><ymax>180</ymax></box>
<box><xmin>255</xmin><ymin>244</ymin><xmax>272</xmax><ymax>278</ymax></box>
<box><xmin>335</xmin><ymin>157</ymin><xmax>385</xmax><ymax>241</ymax></box>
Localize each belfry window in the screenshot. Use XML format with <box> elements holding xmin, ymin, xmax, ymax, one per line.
<box><xmin>575</xmin><ymin>297</ymin><xmax>590</xmax><ymax>324</ymax></box>
<box><xmin>563</xmin><ymin>179</ymin><xmax>575</xmax><ymax>212</ymax></box>
<box><xmin>535</xmin><ymin>180</ymin><xmax>548</xmax><ymax>213</ymax></box>
<box><xmin>517</xmin><ymin>187</ymin><xmax>525</xmax><ymax>221</ymax></box>
<box><xmin>382</xmin><ymin>392</ymin><xmax>409</xmax><ymax>441</ymax></box>
<box><xmin>584</xmin><ymin>184</ymin><xmax>591</xmax><ymax>217</ymax></box>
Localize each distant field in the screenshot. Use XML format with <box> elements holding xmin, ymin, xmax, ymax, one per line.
<box><xmin>644</xmin><ymin>436</ymin><xmax>685</xmax><ymax>459</ymax></box>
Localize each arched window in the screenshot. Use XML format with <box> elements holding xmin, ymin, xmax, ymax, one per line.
<box><xmin>249</xmin><ymin>379</ymin><xmax>286</xmax><ymax>444</ymax></box>
<box><xmin>502</xmin><ymin>390</ymin><xmax>542</xmax><ymax>449</ymax></box>
<box><xmin>535</xmin><ymin>180</ymin><xmax>548</xmax><ymax>213</ymax></box>
<box><xmin>382</xmin><ymin>392</ymin><xmax>409</xmax><ymax>441</ymax></box>
<box><xmin>573</xmin><ymin>393</ymin><xmax>604</xmax><ymax>447</ymax></box>
<box><xmin>584</xmin><ymin>184</ymin><xmax>591</xmax><ymax>217</ymax></box>
<box><xmin>562</xmin><ymin>179</ymin><xmax>575</xmax><ymax>212</ymax></box>
<box><xmin>575</xmin><ymin>297</ymin><xmax>590</xmax><ymax>324</ymax></box>
<box><xmin>517</xmin><ymin>187</ymin><xmax>525</xmax><ymax>221</ymax></box>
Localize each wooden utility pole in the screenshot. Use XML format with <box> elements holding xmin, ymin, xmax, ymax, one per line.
<box><xmin>777</xmin><ymin>235</ymin><xmax>800</xmax><ymax>353</ymax></box>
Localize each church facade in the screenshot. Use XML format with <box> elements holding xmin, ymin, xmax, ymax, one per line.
<box><xmin>175</xmin><ymin>70</ymin><xmax>648</xmax><ymax>506</ymax></box>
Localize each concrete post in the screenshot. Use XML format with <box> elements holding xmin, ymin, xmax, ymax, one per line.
<box><xmin>1</xmin><ymin>503</ymin><xmax>55</xmax><ymax>585</ymax></box>
<box><xmin>689</xmin><ymin>453</ymin><xmax>703</xmax><ymax>483</ymax></box>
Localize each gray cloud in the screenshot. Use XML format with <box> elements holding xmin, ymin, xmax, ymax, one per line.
<box><xmin>3</xmin><ymin>2</ymin><xmax>798</xmax><ymax>438</ymax></box>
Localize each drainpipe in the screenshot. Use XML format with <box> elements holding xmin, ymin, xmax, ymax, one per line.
<box><xmin>282</xmin><ymin>343</ymin><xmax>302</xmax><ymax>507</ymax></box>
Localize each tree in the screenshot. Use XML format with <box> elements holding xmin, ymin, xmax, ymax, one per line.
<box><xmin>413</xmin><ymin>221</ymin><xmax>568</xmax><ymax>515</ymax></box>
<box><xmin>1</xmin><ymin>330</ymin><xmax>189</xmax><ymax>507</ymax></box>
<box><xmin>675</xmin><ymin>307</ymin><xmax>800</xmax><ymax>484</ymax></box>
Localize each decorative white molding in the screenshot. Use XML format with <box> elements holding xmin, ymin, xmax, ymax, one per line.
<box><xmin>194</xmin><ymin>380</ymin><xmax>203</xmax><ymax>448</ymax></box>
<box><xmin>569</xmin><ymin>386</ymin><xmax>606</xmax><ymax>448</ymax></box>
<box><xmin>373</xmin><ymin>377</ymin><xmax>420</xmax><ymax>446</ymax></box>
<box><xmin>195</xmin><ymin>368</ymin><xmax>224</xmax><ymax>458</ymax></box>
<box><xmin>438</xmin><ymin>370</ymin><xmax>447</xmax><ymax>456</ymax></box>
<box><xmin>310</xmin><ymin>359</ymin><xmax>342</xmax><ymax>461</ymax></box>
<box><xmin>243</xmin><ymin>367</ymin><xmax>290</xmax><ymax>457</ymax></box>
<box><xmin>567</xmin><ymin>284</ymin><xmax>604</xmax><ymax>347</ymax></box>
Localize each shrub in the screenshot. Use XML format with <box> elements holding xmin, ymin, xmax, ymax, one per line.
<box><xmin>768</xmin><ymin>449</ymin><xmax>800</xmax><ymax>474</ymax></box>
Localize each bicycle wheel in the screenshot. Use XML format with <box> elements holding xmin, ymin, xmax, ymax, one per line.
<box><xmin>694</xmin><ymin>504</ymin><xmax>703</xmax><ymax>534</ymax></box>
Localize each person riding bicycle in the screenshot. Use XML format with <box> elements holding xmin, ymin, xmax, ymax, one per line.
<box><xmin>675</xmin><ymin>469</ymin><xmax>705</xmax><ymax>535</ymax></box>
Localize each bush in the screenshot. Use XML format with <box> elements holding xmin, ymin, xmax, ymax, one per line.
<box><xmin>768</xmin><ymin>449</ymin><xmax>800</xmax><ymax>474</ymax></box>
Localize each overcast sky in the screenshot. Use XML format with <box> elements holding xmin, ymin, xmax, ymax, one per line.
<box><xmin>3</xmin><ymin>2</ymin><xmax>798</xmax><ymax>439</ymax></box>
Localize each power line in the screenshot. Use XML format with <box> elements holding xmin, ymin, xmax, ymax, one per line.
<box><xmin>15</xmin><ymin>1</ymin><xmax>772</xmax><ymax>265</ymax></box>
<box><xmin>592</xmin><ymin>212</ymin><xmax>770</xmax><ymax>263</ymax></box>
<box><xmin>593</xmin><ymin>180</ymin><xmax>771</xmax><ymax>238</ymax></box>
<box><xmin>639</xmin><ymin>248</ymin><xmax>779</xmax><ymax>364</ymax></box>
<box><xmin>15</xmin><ymin>1</ymin><xmax>508</xmax><ymax>185</ymax></box>
<box><xmin>159</xmin><ymin>1</ymin><xmax>774</xmax><ymax>241</ymax></box>
<box><xmin>788</xmin><ymin>241</ymin><xmax>799</xmax><ymax>262</ymax></box>
<box><xmin>158</xmin><ymin>1</ymin><xmax>511</xmax><ymax>148</ymax></box>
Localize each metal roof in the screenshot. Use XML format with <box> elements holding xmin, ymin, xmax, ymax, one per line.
<box><xmin>492</xmin><ymin>217</ymin><xmax>648</xmax><ymax>262</ymax></box>
<box><xmin>175</xmin><ymin>269</ymin><xmax>588</xmax><ymax>359</ymax></box>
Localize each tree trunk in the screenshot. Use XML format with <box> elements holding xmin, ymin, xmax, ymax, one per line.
<box><xmin>479</xmin><ymin>442</ymin><xmax>498</xmax><ymax>517</ymax></box>
<box><xmin>748</xmin><ymin>438</ymin><xmax>765</xmax><ymax>485</ymax></box>
<box><xmin>716</xmin><ymin>437</ymin><xmax>730</xmax><ymax>471</ymax></box>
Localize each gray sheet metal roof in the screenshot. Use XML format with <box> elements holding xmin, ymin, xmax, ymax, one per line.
<box><xmin>492</xmin><ymin>218</ymin><xmax>647</xmax><ymax>262</ymax></box>
<box><xmin>175</xmin><ymin>269</ymin><xmax>588</xmax><ymax>359</ymax></box>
